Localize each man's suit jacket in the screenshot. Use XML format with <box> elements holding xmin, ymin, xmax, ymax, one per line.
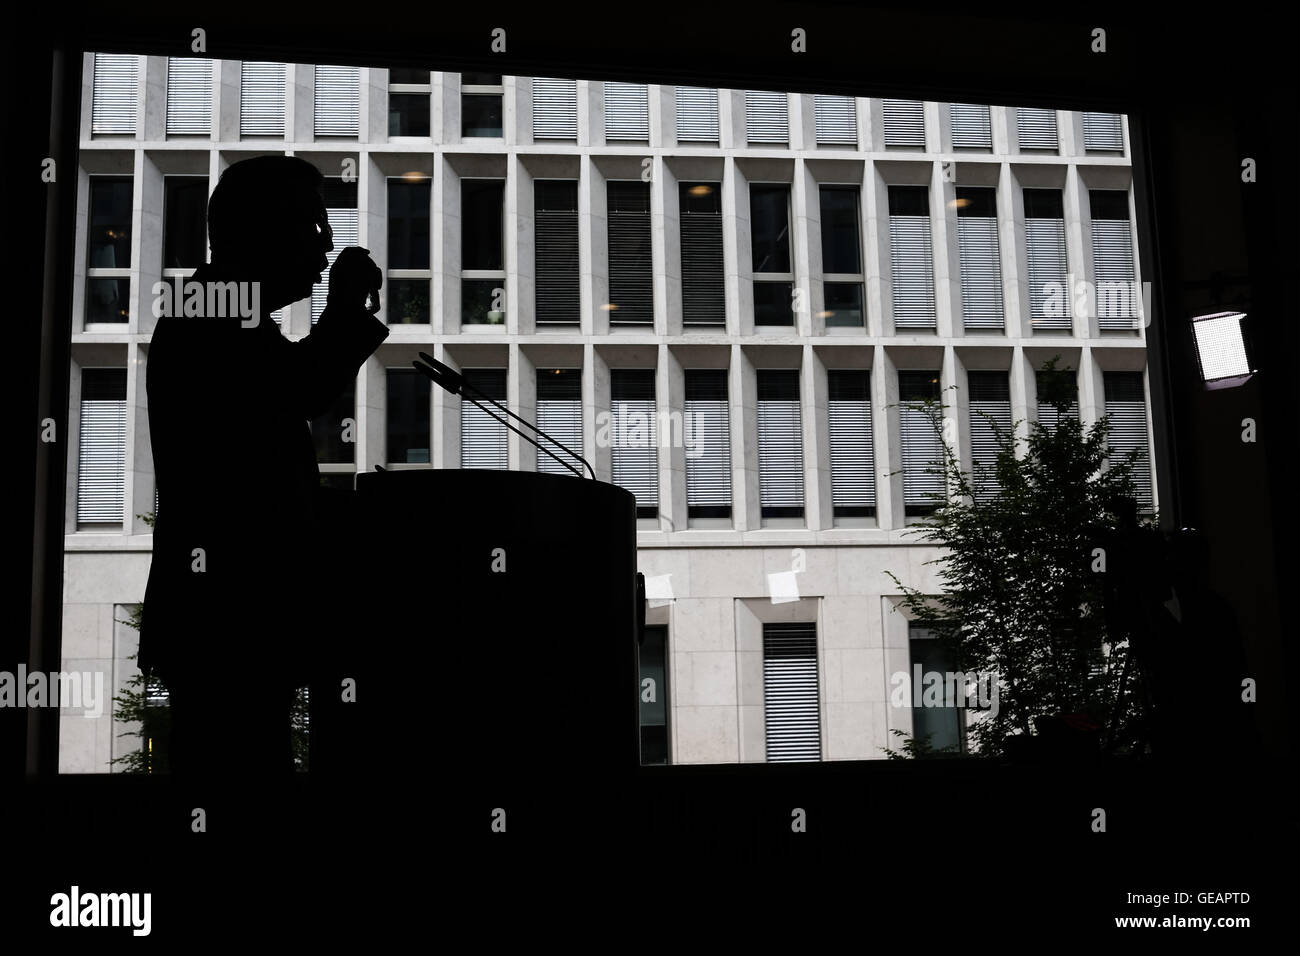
<box><xmin>140</xmin><ymin>267</ymin><xmax>389</xmax><ymax>688</ymax></box>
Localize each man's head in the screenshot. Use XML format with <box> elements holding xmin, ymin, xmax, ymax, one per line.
<box><xmin>207</xmin><ymin>156</ymin><xmax>332</xmax><ymax>310</ymax></box>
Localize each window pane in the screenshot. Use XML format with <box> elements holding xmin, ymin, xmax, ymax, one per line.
<box><xmin>638</xmin><ymin>625</ymin><xmax>669</xmax><ymax>765</ymax></box>
<box><xmin>163</xmin><ymin>176</ymin><xmax>208</xmax><ymax>269</ymax></box>
<box><xmin>909</xmin><ymin>630</ymin><xmax>963</xmax><ymax>753</ymax></box>
<box><xmin>388</xmin><ymin>93</ymin><xmax>429</xmax><ymax>136</ymax></box>
<box><xmin>88</xmin><ymin>177</ymin><xmax>133</xmax><ymax>268</ymax></box>
<box><xmin>387</xmin><ymin>279</ymin><xmax>430</xmax><ymax>324</ymax></box>
<box><xmin>819</xmin><ymin>185</ymin><xmax>861</xmax><ymax>274</ymax></box>
<box><xmin>388</xmin><ymin>67</ymin><xmax>429</xmax><ymax>85</ymax></box>
<box><xmin>86</xmin><ymin>277</ymin><xmax>130</xmax><ymax>323</ymax></box>
<box><xmin>753</xmin><ymin>281</ymin><xmax>793</xmax><ymax>325</ymax></box>
<box><xmin>310</xmin><ymin>378</ymin><xmax>356</xmax><ymax>463</ymax></box>
<box><xmin>750</xmin><ymin>184</ymin><xmax>791</xmax><ymax>273</ymax></box>
<box><xmin>823</xmin><ymin>282</ymin><xmax>863</xmax><ymax>327</ymax></box>
<box><xmin>462</xmin><ymin>94</ymin><xmax>503</xmax><ymax>137</ymax></box>
<box><xmin>388</xmin><ymin>179</ymin><xmax>431</xmax><ymax>269</ymax></box>
<box><xmin>462</xmin><ymin>279</ymin><xmax>505</xmax><ymax>324</ymax></box>
<box><xmin>462</xmin><ymin>72</ymin><xmax>502</xmax><ymax>86</ymax></box>
<box><xmin>386</xmin><ymin>368</ymin><xmax>430</xmax><ymax>464</ymax></box>
<box><xmin>462</xmin><ymin>180</ymin><xmax>504</xmax><ymax>270</ymax></box>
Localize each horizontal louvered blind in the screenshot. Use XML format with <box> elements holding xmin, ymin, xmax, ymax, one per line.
<box><xmin>311</xmin><ymin>205</ymin><xmax>359</xmax><ymax>323</ymax></box>
<box><xmin>610</xmin><ymin>369</ymin><xmax>659</xmax><ymax>513</ymax></box>
<box><xmin>77</xmin><ymin>369</ymin><xmax>128</xmax><ymax>523</ymax></box>
<box><xmin>536</xmin><ymin>369</ymin><xmax>583</xmax><ymax>475</ymax></box>
<box><xmin>827</xmin><ymin>370</ymin><xmax>875</xmax><ymax>512</ymax></box>
<box><xmin>91</xmin><ymin>54</ymin><xmax>138</xmax><ymax>135</ymax></box>
<box><xmin>757</xmin><ymin>370</ymin><xmax>804</xmax><ymax>512</ymax></box>
<box><xmin>1035</xmin><ymin>370</ymin><xmax>1078</xmax><ymax>429</ymax></box>
<box><xmin>814</xmin><ymin>95</ymin><xmax>857</xmax><ymax>146</ymax></box>
<box><xmin>1082</xmin><ymin>112</ymin><xmax>1124</xmax><ymax>151</ymax></box>
<box><xmin>889</xmin><ymin>187</ymin><xmax>936</xmax><ymax>330</ymax></box>
<box><xmin>957</xmin><ymin>188</ymin><xmax>1004</xmax><ymax>330</ymax></box>
<box><xmin>949</xmin><ymin>103</ymin><xmax>992</xmax><ymax>148</ymax></box>
<box><xmin>460</xmin><ymin>368</ymin><xmax>508</xmax><ymax>470</ymax></box>
<box><xmin>535</xmin><ymin>180</ymin><xmax>580</xmax><ymax>324</ymax></box>
<box><xmin>899</xmin><ymin>371</ymin><xmax>944</xmax><ymax>510</ymax></box>
<box><xmin>240</xmin><ymin>61</ymin><xmax>286</xmax><ymax>136</ymax></box>
<box><xmin>607</xmin><ymin>181</ymin><xmax>653</xmax><ymax>323</ymax></box>
<box><xmin>1090</xmin><ymin>191</ymin><xmax>1137</xmax><ymax>330</ymax></box>
<box><xmin>882</xmin><ymin>99</ymin><xmax>925</xmax><ymax>146</ymax></box>
<box><xmin>1017</xmin><ymin>108</ymin><xmax>1058</xmax><ymax>149</ymax></box>
<box><xmin>684</xmin><ymin>370</ymin><xmax>732</xmax><ymax>511</ymax></box>
<box><xmin>604</xmin><ymin>82</ymin><xmax>650</xmax><ymax>141</ymax></box>
<box><xmin>532</xmin><ymin>78</ymin><xmax>578</xmax><ymax>139</ymax></box>
<box><xmin>166</xmin><ymin>58</ymin><xmax>213</xmax><ymax>135</ymax></box>
<box><xmin>1104</xmin><ymin>371</ymin><xmax>1153</xmax><ymax>510</ymax></box>
<box><xmin>1023</xmin><ymin>190</ymin><xmax>1070</xmax><ymax>329</ymax></box>
<box><xmin>968</xmin><ymin>371</ymin><xmax>1011</xmax><ymax>502</ymax></box>
<box><xmin>745</xmin><ymin>90</ymin><xmax>788</xmax><ymax>144</ymax></box>
<box><xmin>680</xmin><ymin>182</ymin><xmax>725</xmax><ymax>325</ymax></box>
<box><xmin>314</xmin><ymin>65</ymin><xmax>360</xmax><ymax>136</ymax></box>
<box><xmin>675</xmin><ymin>86</ymin><xmax>719</xmax><ymax>142</ymax></box>
<box><xmin>763</xmin><ymin>622</ymin><xmax>821</xmax><ymax>762</ymax></box>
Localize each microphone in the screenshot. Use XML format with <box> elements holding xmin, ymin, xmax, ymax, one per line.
<box><xmin>412</xmin><ymin>352</ymin><xmax>595</xmax><ymax>480</ymax></box>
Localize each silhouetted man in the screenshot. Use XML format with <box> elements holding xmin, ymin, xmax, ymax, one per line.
<box><xmin>140</xmin><ymin>157</ymin><xmax>388</xmax><ymax>779</ymax></box>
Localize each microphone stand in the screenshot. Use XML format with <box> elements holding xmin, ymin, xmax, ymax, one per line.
<box><xmin>412</xmin><ymin>352</ymin><xmax>595</xmax><ymax>480</ymax></box>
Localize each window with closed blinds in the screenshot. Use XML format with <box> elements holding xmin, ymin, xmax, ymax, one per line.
<box><xmin>814</xmin><ymin>95</ymin><xmax>857</xmax><ymax>146</ymax></box>
<box><xmin>536</xmin><ymin>369</ymin><xmax>584</xmax><ymax>475</ymax></box>
<box><xmin>165</xmin><ymin>58</ymin><xmax>212</xmax><ymax>135</ymax></box>
<box><xmin>679</xmin><ymin>182</ymin><xmax>725</xmax><ymax>326</ymax></box>
<box><xmin>314</xmin><ymin>65</ymin><xmax>360</xmax><ymax>136</ymax></box>
<box><xmin>1103</xmin><ymin>371</ymin><xmax>1153</xmax><ymax>510</ymax></box>
<box><xmin>1090</xmin><ymin>190</ymin><xmax>1138</xmax><ymax>330</ymax></box>
<box><xmin>91</xmin><ymin>54</ymin><xmax>138</xmax><ymax>135</ymax></box>
<box><xmin>827</xmin><ymin>370</ymin><xmax>875</xmax><ymax>517</ymax></box>
<box><xmin>1017</xmin><ymin>107</ymin><xmax>1058</xmax><ymax>150</ymax></box>
<box><xmin>532</xmin><ymin>77</ymin><xmax>578</xmax><ymax>139</ymax></box>
<box><xmin>888</xmin><ymin>186</ymin><xmax>937</xmax><ymax>330</ymax></box>
<box><xmin>882</xmin><ymin>99</ymin><xmax>925</xmax><ymax>147</ymax></box>
<box><xmin>311</xmin><ymin>179</ymin><xmax>359</xmax><ymax>324</ymax></box>
<box><xmin>684</xmin><ymin>369</ymin><xmax>732</xmax><ymax>519</ymax></box>
<box><xmin>1023</xmin><ymin>188</ymin><xmax>1070</xmax><ymax>330</ymax></box>
<box><xmin>745</xmin><ymin>90</ymin><xmax>788</xmax><ymax>144</ymax></box>
<box><xmin>1082</xmin><ymin>112</ymin><xmax>1124</xmax><ymax>151</ymax></box>
<box><xmin>604</xmin><ymin>82</ymin><xmax>650</xmax><ymax>141</ymax></box>
<box><xmin>460</xmin><ymin>368</ymin><xmax>508</xmax><ymax>470</ymax></box>
<box><xmin>899</xmin><ymin>370</ymin><xmax>944</xmax><ymax>515</ymax></box>
<box><xmin>610</xmin><ymin>369</ymin><xmax>659</xmax><ymax>517</ymax></box>
<box><xmin>607</xmin><ymin>181</ymin><xmax>653</xmax><ymax>324</ymax></box>
<box><xmin>674</xmin><ymin>86</ymin><xmax>719</xmax><ymax>142</ymax></box>
<box><xmin>240</xmin><ymin>61</ymin><xmax>286</xmax><ymax>137</ymax></box>
<box><xmin>967</xmin><ymin>371</ymin><xmax>1011</xmax><ymax>502</ymax></box>
<box><xmin>763</xmin><ymin>622</ymin><xmax>821</xmax><ymax>762</ymax></box>
<box><xmin>757</xmin><ymin>370</ymin><xmax>804</xmax><ymax>519</ymax></box>
<box><xmin>77</xmin><ymin>368</ymin><xmax>128</xmax><ymax>524</ymax></box>
<box><xmin>949</xmin><ymin>103</ymin><xmax>992</xmax><ymax>149</ymax></box>
<box><xmin>535</xmin><ymin>180</ymin><xmax>580</xmax><ymax>325</ymax></box>
<box><xmin>1035</xmin><ymin>368</ymin><xmax>1078</xmax><ymax>430</ymax></box>
<box><xmin>956</xmin><ymin>187</ymin><xmax>1004</xmax><ymax>330</ymax></box>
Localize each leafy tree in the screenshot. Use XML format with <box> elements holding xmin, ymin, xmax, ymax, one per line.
<box><xmin>886</xmin><ymin>359</ymin><xmax>1153</xmax><ymax>759</ymax></box>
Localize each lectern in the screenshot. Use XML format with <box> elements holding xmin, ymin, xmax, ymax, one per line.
<box><xmin>311</xmin><ymin>469</ymin><xmax>641</xmax><ymax>838</ymax></box>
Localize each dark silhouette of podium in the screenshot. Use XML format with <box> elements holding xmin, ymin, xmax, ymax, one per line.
<box><xmin>310</xmin><ymin>468</ymin><xmax>641</xmax><ymax>838</ymax></box>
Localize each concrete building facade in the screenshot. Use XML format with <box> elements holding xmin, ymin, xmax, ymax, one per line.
<box><xmin>61</xmin><ymin>53</ymin><xmax>1153</xmax><ymax>770</ymax></box>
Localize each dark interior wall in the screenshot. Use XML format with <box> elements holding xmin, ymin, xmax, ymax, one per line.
<box><xmin>4</xmin><ymin>2</ymin><xmax>1294</xmax><ymax>776</ymax></box>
